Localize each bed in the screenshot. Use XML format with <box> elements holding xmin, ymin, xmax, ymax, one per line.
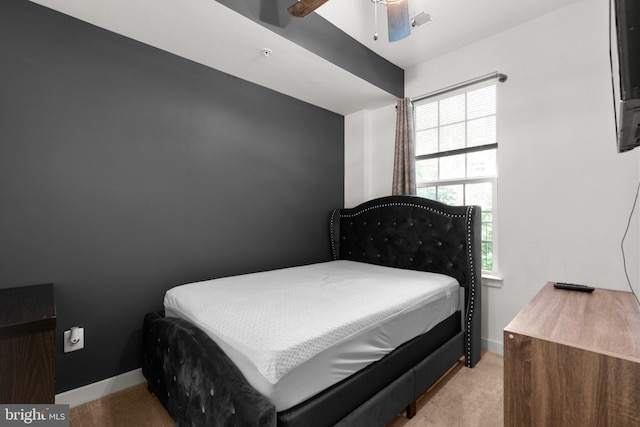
<box><xmin>142</xmin><ymin>195</ymin><xmax>481</xmax><ymax>426</ymax></box>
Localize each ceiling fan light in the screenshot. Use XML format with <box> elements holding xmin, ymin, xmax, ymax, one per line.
<box><xmin>387</xmin><ymin>0</ymin><xmax>411</xmax><ymax>42</ymax></box>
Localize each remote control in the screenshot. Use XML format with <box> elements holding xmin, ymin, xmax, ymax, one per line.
<box><xmin>553</xmin><ymin>282</ymin><xmax>595</xmax><ymax>293</ymax></box>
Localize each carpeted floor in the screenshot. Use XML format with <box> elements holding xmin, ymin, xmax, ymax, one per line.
<box><xmin>386</xmin><ymin>351</ymin><xmax>503</xmax><ymax>427</ymax></box>
<box><xmin>70</xmin><ymin>351</ymin><xmax>503</xmax><ymax>426</ymax></box>
<box><xmin>69</xmin><ymin>383</ymin><xmax>174</xmax><ymax>427</ymax></box>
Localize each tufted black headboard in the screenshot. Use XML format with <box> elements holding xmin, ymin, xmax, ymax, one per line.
<box><xmin>329</xmin><ymin>195</ymin><xmax>482</xmax><ymax>366</ymax></box>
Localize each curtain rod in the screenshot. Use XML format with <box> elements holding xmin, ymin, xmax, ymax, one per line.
<box><xmin>411</xmin><ymin>71</ymin><xmax>507</xmax><ymax>103</ymax></box>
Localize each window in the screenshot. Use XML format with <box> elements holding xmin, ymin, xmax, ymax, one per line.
<box><xmin>414</xmin><ymin>84</ymin><xmax>498</xmax><ymax>274</ymax></box>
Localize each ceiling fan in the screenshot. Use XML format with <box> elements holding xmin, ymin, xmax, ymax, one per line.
<box><xmin>288</xmin><ymin>0</ymin><xmax>412</xmax><ymax>42</ymax></box>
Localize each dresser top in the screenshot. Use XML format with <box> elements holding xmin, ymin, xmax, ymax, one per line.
<box><xmin>0</xmin><ymin>283</ymin><xmax>56</xmax><ymax>333</ymax></box>
<box><xmin>505</xmin><ymin>282</ymin><xmax>640</xmax><ymax>363</ymax></box>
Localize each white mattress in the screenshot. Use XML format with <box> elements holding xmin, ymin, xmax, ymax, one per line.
<box><xmin>164</xmin><ymin>260</ymin><xmax>461</xmax><ymax>411</ymax></box>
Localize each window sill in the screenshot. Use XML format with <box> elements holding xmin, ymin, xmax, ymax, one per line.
<box><xmin>481</xmin><ymin>274</ymin><xmax>503</xmax><ymax>288</ymax></box>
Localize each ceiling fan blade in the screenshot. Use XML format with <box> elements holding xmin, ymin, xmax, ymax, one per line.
<box><xmin>288</xmin><ymin>0</ymin><xmax>329</xmax><ymax>18</ymax></box>
<box><xmin>387</xmin><ymin>0</ymin><xmax>411</xmax><ymax>42</ymax></box>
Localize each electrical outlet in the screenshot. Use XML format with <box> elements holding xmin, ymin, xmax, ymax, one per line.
<box><xmin>64</xmin><ymin>327</ymin><xmax>85</xmax><ymax>353</ymax></box>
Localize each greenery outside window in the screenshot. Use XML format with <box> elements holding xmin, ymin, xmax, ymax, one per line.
<box><xmin>414</xmin><ymin>84</ymin><xmax>498</xmax><ymax>274</ymax></box>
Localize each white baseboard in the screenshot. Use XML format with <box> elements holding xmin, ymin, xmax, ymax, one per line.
<box><xmin>55</xmin><ymin>368</ymin><xmax>146</xmax><ymax>408</ymax></box>
<box><xmin>482</xmin><ymin>337</ymin><xmax>504</xmax><ymax>355</ymax></box>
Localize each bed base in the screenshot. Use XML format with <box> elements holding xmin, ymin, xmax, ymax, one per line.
<box><xmin>335</xmin><ymin>332</ymin><xmax>463</xmax><ymax>426</ymax></box>
<box><xmin>276</xmin><ymin>310</ymin><xmax>461</xmax><ymax>426</ymax></box>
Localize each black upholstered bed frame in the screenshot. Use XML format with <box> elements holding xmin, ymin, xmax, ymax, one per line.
<box><xmin>142</xmin><ymin>195</ymin><xmax>481</xmax><ymax>426</ymax></box>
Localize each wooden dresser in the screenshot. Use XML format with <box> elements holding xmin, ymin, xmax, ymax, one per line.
<box><xmin>504</xmin><ymin>282</ymin><xmax>640</xmax><ymax>426</ymax></box>
<box><xmin>0</xmin><ymin>283</ymin><xmax>56</xmax><ymax>403</ymax></box>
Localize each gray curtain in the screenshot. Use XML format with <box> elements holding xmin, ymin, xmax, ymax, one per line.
<box><xmin>392</xmin><ymin>97</ymin><xmax>416</xmax><ymax>195</ymax></box>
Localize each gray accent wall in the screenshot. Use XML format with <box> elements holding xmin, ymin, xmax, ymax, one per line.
<box><xmin>0</xmin><ymin>0</ymin><xmax>344</xmax><ymax>393</ymax></box>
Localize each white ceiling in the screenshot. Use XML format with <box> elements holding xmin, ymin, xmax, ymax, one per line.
<box><xmin>31</xmin><ymin>0</ymin><xmax>581</xmax><ymax>115</ymax></box>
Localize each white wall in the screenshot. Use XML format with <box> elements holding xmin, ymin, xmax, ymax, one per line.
<box><xmin>345</xmin><ymin>0</ymin><xmax>640</xmax><ymax>353</ymax></box>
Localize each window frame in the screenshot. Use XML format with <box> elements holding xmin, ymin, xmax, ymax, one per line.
<box><xmin>413</xmin><ymin>82</ymin><xmax>500</xmax><ymax>277</ymax></box>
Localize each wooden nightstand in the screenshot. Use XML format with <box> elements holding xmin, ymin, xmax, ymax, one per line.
<box><xmin>0</xmin><ymin>283</ymin><xmax>56</xmax><ymax>403</ymax></box>
<box><xmin>504</xmin><ymin>282</ymin><xmax>640</xmax><ymax>426</ymax></box>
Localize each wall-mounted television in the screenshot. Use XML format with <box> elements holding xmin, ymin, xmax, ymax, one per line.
<box><xmin>612</xmin><ymin>0</ymin><xmax>640</xmax><ymax>153</ymax></box>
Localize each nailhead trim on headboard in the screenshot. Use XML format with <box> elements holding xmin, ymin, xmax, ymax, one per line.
<box><xmin>330</xmin><ymin>208</ymin><xmax>339</xmax><ymax>260</ymax></box>
<box><xmin>464</xmin><ymin>205</ymin><xmax>476</xmax><ymax>367</ymax></box>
